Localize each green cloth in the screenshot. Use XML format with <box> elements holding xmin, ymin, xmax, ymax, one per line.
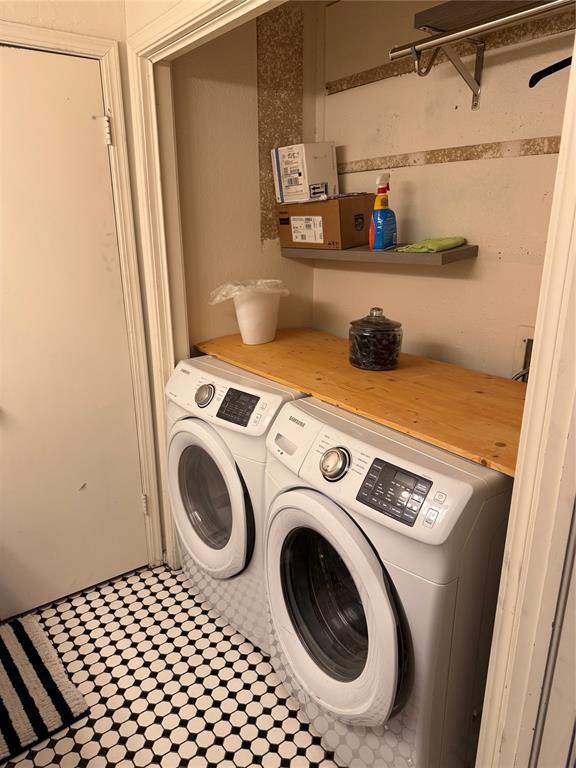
<box><xmin>397</xmin><ymin>237</ymin><xmax>467</xmax><ymax>253</ymax></box>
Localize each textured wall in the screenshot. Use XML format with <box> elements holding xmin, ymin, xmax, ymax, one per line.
<box><xmin>312</xmin><ymin>1</ymin><xmax>574</xmax><ymax>376</ymax></box>
<box><xmin>256</xmin><ymin>3</ymin><xmax>304</xmax><ymax>241</ymax></box>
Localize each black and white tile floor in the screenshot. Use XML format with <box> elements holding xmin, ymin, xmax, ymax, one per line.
<box><xmin>2</xmin><ymin>567</ymin><xmax>338</xmax><ymax>768</ymax></box>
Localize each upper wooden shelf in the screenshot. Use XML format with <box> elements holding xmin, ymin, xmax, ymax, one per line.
<box><xmin>196</xmin><ymin>329</ymin><xmax>526</xmax><ymax>477</ymax></box>
<box><xmin>281</xmin><ymin>244</ymin><xmax>478</xmax><ymax>266</ymax></box>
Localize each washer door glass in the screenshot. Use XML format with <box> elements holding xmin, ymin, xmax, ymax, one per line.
<box><xmin>178</xmin><ymin>444</ymin><xmax>232</xmax><ymax>550</ymax></box>
<box><xmin>266</xmin><ymin>488</ymin><xmax>402</xmax><ymax>726</ymax></box>
<box><xmin>281</xmin><ymin>528</ymin><xmax>368</xmax><ymax>682</ymax></box>
<box><xmin>168</xmin><ymin>419</ymin><xmax>252</xmax><ymax>579</ymax></box>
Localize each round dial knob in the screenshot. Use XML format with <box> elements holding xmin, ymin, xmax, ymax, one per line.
<box><xmin>320</xmin><ymin>447</ymin><xmax>351</xmax><ymax>482</ymax></box>
<box><xmin>194</xmin><ymin>383</ymin><xmax>215</xmax><ymax>408</ymax></box>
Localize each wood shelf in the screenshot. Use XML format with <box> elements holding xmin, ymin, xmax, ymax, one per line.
<box><xmin>281</xmin><ymin>243</ymin><xmax>478</xmax><ymax>266</ymax></box>
<box><xmin>196</xmin><ymin>329</ymin><xmax>526</xmax><ymax>478</ymax></box>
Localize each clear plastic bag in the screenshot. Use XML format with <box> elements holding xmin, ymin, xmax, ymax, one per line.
<box><xmin>208</xmin><ymin>280</ymin><xmax>289</xmax><ymax>345</ymax></box>
<box><xmin>208</xmin><ymin>279</ymin><xmax>289</xmax><ymax>305</ymax></box>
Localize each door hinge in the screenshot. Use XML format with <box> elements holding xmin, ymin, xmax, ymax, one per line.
<box><xmin>141</xmin><ymin>493</ymin><xmax>150</xmax><ymax>517</ymax></box>
<box><xmin>102</xmin><ymin>114</ymin><xmax>113</xmax><ymax>147</ymax></box>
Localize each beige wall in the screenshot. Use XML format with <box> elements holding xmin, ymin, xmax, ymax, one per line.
<box><xmin>0</xmin><ymin>0</ymin><xmax>125</xmax><ymax>38</ymax></box>
<box><xmin>314</xmin><ymin>1</ymin><xmax>573</xmax><ymax>376</ymax></box>
<box><xmin>171</xmin><ymin>20</ymin><xmax>313</xmax><ymax>346</ymax></box>
<box><xmin>3</xmin><ymin>0</ymin><xmax>569</xmax><ymax>375</ymax></box>
<box><xmin>124</xmin><ymin>0</ymin><xmax>182</xmax><ymax>38</ymax></box>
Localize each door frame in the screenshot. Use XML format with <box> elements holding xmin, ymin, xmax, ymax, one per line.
<box><xmin>127</xmin><ymin>2</ymin><xmax>575</xmax><ymax>763</ymax></box>
<box><xmin>0</xmin><ymin>20</ymin><xmax>163</xmax><ymax>566</ymax></box>
<box><xmin>126</xmin><ymin>0</ymin><xmax>282</xmax><ymax>568</ymax></box>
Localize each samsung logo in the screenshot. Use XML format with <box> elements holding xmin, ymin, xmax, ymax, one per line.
<box><xmin>289</xmin><ymin>415</ymin><xmax>305</xmax><ymax>428</ymax></box>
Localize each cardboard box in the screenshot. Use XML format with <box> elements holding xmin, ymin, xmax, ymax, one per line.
<box><xmin>276</xmin><ymin>194</ymin><xmax>375</xmax><ymax>250</ymax></box>
<box><xmin>271</xmin><ymin>143</ymin><xmax>338</xmax><ymax>204</ymax></box>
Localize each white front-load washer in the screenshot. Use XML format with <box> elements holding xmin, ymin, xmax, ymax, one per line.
<box><xmin>264</xmin><ymin>397</ymin><xmax>512</xmax><ymax>768</ymax></box>
<box><xmin>165</xmin><ymin>355</ymin><xmax>304</xmax><ymax>653</ymax></box>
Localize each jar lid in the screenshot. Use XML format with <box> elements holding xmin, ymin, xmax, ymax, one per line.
<box><xmin>350</xmin><ymin>307</ymin><xmax>402</xmax><ymax>331</ymax></box>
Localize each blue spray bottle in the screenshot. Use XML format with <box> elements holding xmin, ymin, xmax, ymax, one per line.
<box><xmin>369</xmin><ymin>173</ymin><xmax>397</xmax><ymax>250</ymax></box>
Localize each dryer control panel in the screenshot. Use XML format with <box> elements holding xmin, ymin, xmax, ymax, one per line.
<box><xmin>269</xmin><ymin>400</ymin><xmax>502</xmax><ymax>546</ymax></box>
<box><xmin>356</xmin><ymin>459</ymin><xmax>432</xmax><ymax>527</ymax></box>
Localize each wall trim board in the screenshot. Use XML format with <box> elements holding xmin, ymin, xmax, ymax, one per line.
<box><xmin>153</xmin><ymin>62</ymin><xmax>190</xmax><ymax>365</ymax></box>
<box><xmin>0</xmin><ymin>19</ymin><xmax>163</xmax><ymax>566</ymax></box>
<box><xmin>326</xmin><ymin>7</ymin><xmax>575</xmax><ymax>96</ymax></box>
<box><xmin>128</xmin><ymin>0</ymin><xmax>284</xmax><ymax>63</ymax></box>
<box><xmin>338</xmin><ymin>135</ymin><xmax>561</xmax><ymax>176</ymax></box>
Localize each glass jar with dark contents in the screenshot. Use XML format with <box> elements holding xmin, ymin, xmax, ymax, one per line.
<box><xmin>349</xmin><ymin>307</ymin><xmax>403</xmax><ymax>371</ymax></box>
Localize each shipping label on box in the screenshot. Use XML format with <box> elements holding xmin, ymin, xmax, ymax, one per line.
<box><xmin>271</xmin><ymin>143</ymin><xmax>338</xmax><ymax>204</ymax></box>
<box><xmin>277</xmin><ymin>147</ymin><xmax>306</xmax><ymax>198</ymax></box>
<box><xmin>290</xmin><ymin>216</ymin><xmax>324</xmax><ymax>244</ymax></box>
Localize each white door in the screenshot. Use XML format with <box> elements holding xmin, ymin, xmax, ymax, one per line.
<box><xmin>0</xmin><ymin>45</ymin><xmax>149</xmax><ymax>618</ymax></box>
<box><xmin>167</xmin><ymin>419</ymin><xmax>254</xmax><ymax>579</ymax></box>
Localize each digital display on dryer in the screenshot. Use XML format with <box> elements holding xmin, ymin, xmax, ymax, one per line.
<box><xmin>216</xmin><ymin>388</ymin><xmax>260</xmax><ymax>427</ymax></box>
<box><xmin>356</xmin><ymin>459</ymin><xmax>432</xmax><ymax>526</ymax></box>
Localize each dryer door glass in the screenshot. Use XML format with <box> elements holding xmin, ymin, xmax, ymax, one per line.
<box><xmin>281</xmin><ymin>528</ymin><xmax>368</xmax><ymax>681</ymax></box>
<box><xmin>266</xmin><ymin>488</ymin><xmax>401</xmax><ymax>725</ymax></box>
<box><xmin>168</xmin><ymin>419</ymin><xmax>251</xmax><ymax>579</ymax></box>
<box><xmin>178</xmin><ymin>445</ymin><xmax>232</xmax><ymax>550</ymax></box>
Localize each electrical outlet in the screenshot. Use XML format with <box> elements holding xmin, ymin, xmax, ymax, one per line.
<box><xmin>513</xmin><ymin>325</ymin><xmax>535</xmax><ymax>375</ymax></box>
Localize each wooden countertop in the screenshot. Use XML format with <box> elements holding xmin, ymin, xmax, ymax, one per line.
<box><xmin>196</xmin><ymin>329</ymin><xmax>526</xmax><ymax>477</ymax></box>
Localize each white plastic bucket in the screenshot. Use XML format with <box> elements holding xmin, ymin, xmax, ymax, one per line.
<box><xmin>233</xmin><ymin>291</ymin><xmax>281</xmax><ymax>345</ymax></box>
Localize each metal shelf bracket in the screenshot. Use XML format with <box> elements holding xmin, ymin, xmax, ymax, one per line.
<box><xmin>390</xmin><ymin>0</ymin><xmax>572</xmax><ymax>111</ymax></box>
<box><xmin>411</xmin><ymin>40</ymin><xmax>485</xmax><ymax>110</ymax></box>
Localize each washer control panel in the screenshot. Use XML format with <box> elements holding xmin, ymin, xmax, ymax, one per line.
<box><xmin>216</xmin><ymin>388</ymin><xmax>260</xmax><ymax>427</ymax></box>
<box><xmin>356</xmin><ymin>459</ymin><xmax>432</xmax><ymax>526</ymax></box>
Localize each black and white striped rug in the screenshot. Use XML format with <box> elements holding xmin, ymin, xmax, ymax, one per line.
<box><xmin>0</xmin><ymin>615</ymin><xmax>88</xmax><ymax>762</ymax></box>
